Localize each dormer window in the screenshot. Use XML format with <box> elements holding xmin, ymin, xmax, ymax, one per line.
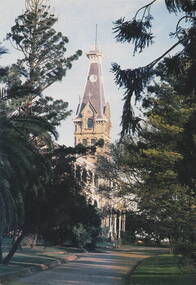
<box><xmin>87</xmin><ymin>118</ymin><xmax>94</xmax><ymax>129</ymax></box>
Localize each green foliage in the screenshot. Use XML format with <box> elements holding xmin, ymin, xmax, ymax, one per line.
<box><xmin>109</xmin><ymin>0</ymin><xmax>196</xmax><ymax>255</ymax></box>
<box><xmin>22</xmin><ymin>144</ymin><xmax>102</xmax><ymax>249</ymax></box>
<box><xmin>112</xmin><ymin>0</ymin><xmax>196</xmax><ymax>136</ymax></box>
<box><xmin>173</xmin><ymin>241</ymin><xmax>196</xmax><ymax>259</ymax></box>
<box><xmin>0</xmin><ymin>0</ymin><xmax>83</xmax><ymax>264</ymax></box>
<box><xmin>72</xmin><ymin>221</ymin><xmax>101</xmax><ymax>250</ymax></box>
<box><xmin>6</xmin><ymin>0</ymin><xmax>82</xmax><ymax>97</ymax></box>
<box><xmin>98</xmin><ymin>71</ymin><xmax>196</xmax><ymax>250</ymax></box>
<box><xmin>72</xmin><ymin>223</ymin><xmax>91</xmax><ymax>249</ymax></box>
<box><xmin>4</xmin><ymin>0</ymin><xmax>81</xmax><ymax>131</ymax></box>
<box><xmin>0</xmin><ymin>108</ymin><xmax>56</xmax><ymax>235</ymax></box>
<box><xmin>165</xmin><ymin>0</ymin><xmax>196</xmax><ymax>14</ymax></box>
<box><xmin>121</xmin><ymin>231</ymin><xmax>135</xmax><ymax>244</ymax></box>
<box><xmin>31</xmin><ymin>96</ymin><xmax>72</xmax><ymax>127</ymax></box>
<box><xmin>113</xmin><ymin>16</ymin><xmax>154</xmax><ymax>54</ymax></box>
<box><xmin>129</xmin><ymin>254</ymin><xmax>196</xmax><ymax>285</ymax></box>
<box><xmin>123</xmin><ymin>211</ymin><xmax>168</xmax><ymax>246</ymax></box>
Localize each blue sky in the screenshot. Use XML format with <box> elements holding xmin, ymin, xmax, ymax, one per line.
<box><xmin>0</xmin><ymin>0</ymin><xmax>182</xmax><ymax>146</ymax></box>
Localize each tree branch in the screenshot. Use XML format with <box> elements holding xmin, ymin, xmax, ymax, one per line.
<box><xmin>134</xmin><ymin>0</ymin><xmax>157</xmax><ymax>19</ymax></box>
<box><xmin>148</xmin><ymin>40</ymin><xmax>182</xmax><ymax>69</ymax></box>
<box><xmin>175</xmin><ymin>15</ymin><xmax>196</xmax><ymax>36</ymax></box>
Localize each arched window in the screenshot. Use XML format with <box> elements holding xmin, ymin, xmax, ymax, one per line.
<box><xmin>87</xmin><ymin>118</ymin><xmax>93</xmax><ymax>128</ymax></box>
<box><xmin>91</xmin><ymin>138</ymin><xmax>96</xmax><ymax>145</ymax></box>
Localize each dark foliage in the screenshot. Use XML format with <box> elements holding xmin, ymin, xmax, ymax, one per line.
<box><xmin>0</xmin><ymin>0</ymin><xmax>84</xmax><ymax>264</ymax></box>
<box><xmin>165</xmin><ymin>0</ymin><xmax>196</xmax><ymax>14</ymax></box>
<box><xmin>22</xmin><ymin>145</ymin><xmax>101</xmax><ymax>247</ymax></box>
<box><xmin>112</xmin><ymin>63</ymin><xmax>154</xmax><ymax>136</ymax></box>
<box><xmin>6</xmin><ymin>1</ymin><xmax>82</xmax><ymax>99</ymax></box>
<box><xmin>112</xmin><ymin>0</ymin><xmax>196</xmax><ymax>137</ymax></box>
<box><xmin>113</xmin><ymin>17</ymin><xmax>154</xmax><ymax>54</ymax></box>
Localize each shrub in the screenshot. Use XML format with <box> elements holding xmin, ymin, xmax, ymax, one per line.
<box><xmin>72</xmin><ymin>223</ymin><xmax>91</xmax><ymax>249</ymax></box>
<box><xmin>86</xmin><ymin>225</ymin><xmax>101</xmax><ymax>250</ymax></box>
<box><xmin>173</xmin><ymin>240</ymin><xmax>196</xmax><ymax>259</ymax></box>
<box><xmin>121</xmin><ymin>231</ymin><xmax>136</xmax><ymax>244</ymax></box>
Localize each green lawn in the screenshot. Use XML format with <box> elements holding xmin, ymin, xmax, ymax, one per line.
<box><xmin>0</xmin><ymin>246</ymin><xmax>70</xmax><ymax>280</ymax></box>
<box><xmin>128</xmin><ymin>254</ymin><xmax>196</xmax><ymax>285</ymax></box>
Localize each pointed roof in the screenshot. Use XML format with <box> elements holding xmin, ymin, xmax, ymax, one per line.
<box><xmin>76</xmin><ymin>48</ymin><xmax>107</xmax><ymax>120</ymax></box>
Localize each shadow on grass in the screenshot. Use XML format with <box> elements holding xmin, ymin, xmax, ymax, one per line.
<box><xmin>113</xmin><ymin>246</ymin><xmax>169</xmax><ymax>257</ymax></box>
<box><xmin>11</xmin><ymin>254</ymin><xmax>56</xmax><ymax>266</ymax></box>
<box><xmin>130</xmin><ymin>275</ymin><xmax>196</xmax><ymax>285</ymax></box>
<box><xmin>125</xmin><ymin>254</ymin><xmax>196</xmax><ymax>285</ymax></box>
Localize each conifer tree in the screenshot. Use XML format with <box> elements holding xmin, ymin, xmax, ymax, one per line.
<box><xmin>0</xmin><ymin>0</ymin><xmax>83</xmax><ymax>263</ymax></box>
<box><xmin>6</xmin><ymin>0</ymin><xmax>82</xmax><ymax>99</ymax></box>
<box><xmin>98</xmin><ymin>2</ymin><xmax>196</xmax><ymax>251</ymax></box>
<box><xmin>98</xmin><ymin>74</ymin><xmax>196</xmax><ymax>251</ymax></box>
<box><xmin>5</xmin><ymin>0</ymin><xmax>81</xmax><ymax>127</ymax></box>
<box><xmin>112</xmin><ymin>0</ymin><xmax>196</xmax><ymax>136</ymax></box>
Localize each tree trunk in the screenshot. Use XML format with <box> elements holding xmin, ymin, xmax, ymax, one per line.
<box><xmin>25</xmin><ymin>233</ymin><xmax>38</xmax><ymax>248</ymax></box>
<box><xmin>3</xmin><ymin>232</ymin><xmax>25</xmax><ymax>265</ymax></box>
<box><xmin>12</xmin><ymin>230</ymin><xmax>23</xmax><ymax>250</ymax></box>
<box><xmin>0</xmin><ymin>235</ymin><xmax>3</xmax><ymax>264</ymax></box>
<box><xmin>31</xmin><ymin>233</ymin><xmax>38</xmax><ymax>248</ymax></box>
<box><xmin>169</xmin><ymin>238</ymin><xmax>175</xmax><ymax>254</ymax></box>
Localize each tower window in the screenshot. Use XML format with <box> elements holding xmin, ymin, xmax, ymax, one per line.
<box><xmin>82</xmin><ymin>139</ymin><xmax>87</xmax><ymax>146</ymax></box>
<box><xmin>91</xmin><ymin>138</ymin><xmax>97</xmax><ymax>145</ymax></box>
<box><xmin>87</xmin><ymin>118</ymin><xmax>94</xmax><ymax>129</ymax></box>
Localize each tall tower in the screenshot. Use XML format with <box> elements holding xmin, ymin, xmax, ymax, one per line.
<box><xmin>73</xmin><ymin>46</ymin><xmax>127</xmax><ymax>239</ymax></box>
<box><xmin>74</xmin><ymin>46</ymin><xmax>111</xmax><ymax>159</ymax></box>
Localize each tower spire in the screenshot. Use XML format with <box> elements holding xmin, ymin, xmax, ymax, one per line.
<box><xmin>74</xmin><ymin>41</ymin><xmax>111</xmax><ymax>151</ymax></box>
<box><xmin>95</xmin><ymin>24</ymin><xmax>98</xmax><ymax>50</ymax></box>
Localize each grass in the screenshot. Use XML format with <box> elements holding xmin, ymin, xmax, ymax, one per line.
<box><xmin>128</xmin><ymin>254</ymin><xmax>196</xmax><ymax>285</ymax></box>
<box><xmin>0</xmin><ymin>246</ymin><xmax>71</xmax><ymax>279</ymax></box>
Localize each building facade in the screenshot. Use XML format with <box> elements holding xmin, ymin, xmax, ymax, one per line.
<box><xmin>73</xmin><ymin>48</ymin><xmax>111</xmax><ymax>160</ymax></box>
<box><xmin>73</xmin><ymin>46</ymin><xmax>126</xmax><ymax>241</ymax></box>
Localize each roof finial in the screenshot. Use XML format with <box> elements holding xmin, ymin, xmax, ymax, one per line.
<box><xmin>95</xmin><ymin>24</ymin><xmax>98</xmax><ymax>50</ymax></box>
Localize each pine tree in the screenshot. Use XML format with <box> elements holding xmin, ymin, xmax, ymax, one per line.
<box><xmin>136</xmin><ymin>78</ymin><xmax>195</xmax><ymax>249</ymax></box>
<box><xmin>98</xmin><ymin>75</ymin><xmax>196</xmax><ymax>250</ymax></box>
<box><xmin>109</xmin><ymin>0</ymin><xmax>196</xmax><ymax>255</ymax></box>
<box><xmin>5</xmin><ymin>0</ymin><xmax>81</xmax><ymax>128</ymax></box>
<box><xmin>6</xmin><ymin>0</ymin><xmax>82</xmax><ymax>99</ymax></box>
<box><xmin>112</xmin><ymin>0</ymin><xmax>196</xmax><ymax>136</ymax></box>
<box><xmin>0</xmin><ymin>0</ymin><xmax>83</xmax><ymax>262</ymax></box>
